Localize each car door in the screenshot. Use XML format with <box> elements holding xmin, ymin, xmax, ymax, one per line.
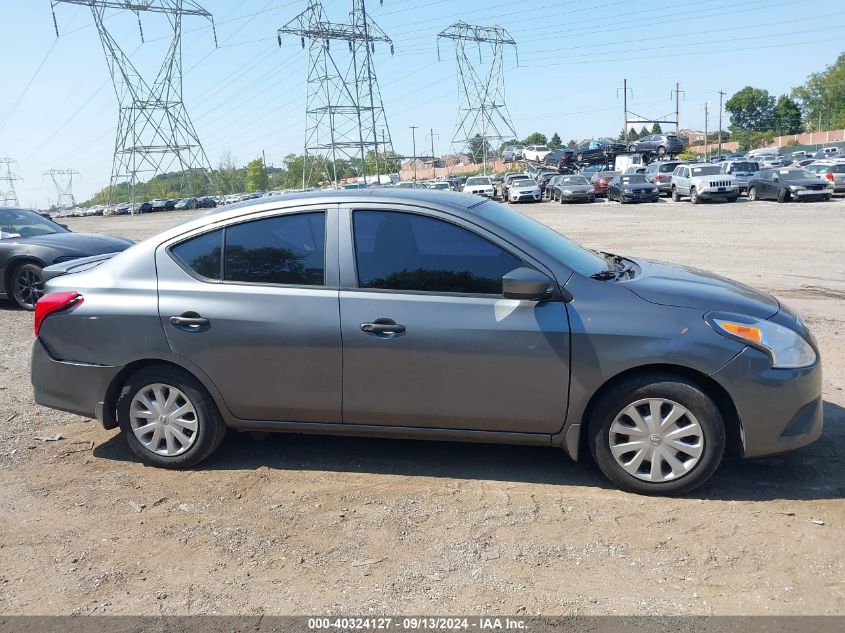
<box><xmin>337</xmin><ymin>204</ymin><xmax>570</xmax><ymax>434</ymax></box>
<box><xmin>156</xmin><ymin>207</ymin><xmax>343</xmax><ymax>423</ymax></box>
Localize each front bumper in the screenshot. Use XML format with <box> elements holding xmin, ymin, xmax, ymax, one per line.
<box><xmin>561</xmin><ymin>191</ymin><xmax>594</xmax><ymax>202</ymax></box>
<box><xmin>31</xmin><ymin>339</ymin><xmax>120</xmax><ymax>423</ymax></box>
<box><xmin>621</xmin><ymin>191</ymin><xmax>659</xmax><ymax>202</ymax></box>
<box><xmin>511</xmin><ymin>192</ymin><xmax>540</xmax><ymax>202</ymax></box>
<box><xmin>711</xmin><ymin>347</ymin><xmax>823</xmax><ymax>458</ymax></box>
<box><xmin>699</xmin><ymin>187</ymin><xmax>739</xmax><ymax>200</ymax></box>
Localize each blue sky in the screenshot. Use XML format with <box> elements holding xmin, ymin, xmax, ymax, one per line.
<box><xmin>0</xmin><ymin>0</ymin><xmax>841</xmax><ymax>207</ymax></box>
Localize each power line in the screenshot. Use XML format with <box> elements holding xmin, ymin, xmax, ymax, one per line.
<box><xmin>43</xmin><ymin>168</ymin><xmax>80</xmax><ymax>208</ymax></box>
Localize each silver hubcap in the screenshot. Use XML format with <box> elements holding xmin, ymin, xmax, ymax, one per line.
<box><xmin>609</xmin><ymin>398</ymin><xmax>705</xmax><ymax>483</ymax></box>
<box><xmin>129</xmin><ymin>383</ymin><xmax>199</xmax><ymax>456</ymax></box>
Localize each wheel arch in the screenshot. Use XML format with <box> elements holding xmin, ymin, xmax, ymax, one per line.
<box><xmin>570</xmin><ymin>363</ymin><xmax>742</xmax><ymax>461</ymax></box>
<box><xmin>100</xmin><ymin>356</ymin><xmax>234</xmax><ymax>430</ymax></box>
<box><xmin>3</xmin><ymin>255</ymin><xmax>47</xmax><ymax>295</ymax></box>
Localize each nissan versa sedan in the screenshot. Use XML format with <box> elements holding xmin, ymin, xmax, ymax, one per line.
<box><xmin>31</xmin><ymin>190</ymin><xmax>822</xmax><ymax>495</ymax></box>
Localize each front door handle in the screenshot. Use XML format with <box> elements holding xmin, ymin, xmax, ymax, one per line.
<box><xmin>170</xmin><ymin>312</ymin><xmax>209</xmax><ymax>328</ymax></box>
<box><xmin>360</xmin><ymin>318</ymin><xmax>406</xmax><ymax>335</ymax></box>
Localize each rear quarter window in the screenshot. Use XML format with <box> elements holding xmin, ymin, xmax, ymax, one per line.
<box><xmin>171</xmin><ymin>229</ymin><xmax>223</xmax><ymax>280</ymax></box>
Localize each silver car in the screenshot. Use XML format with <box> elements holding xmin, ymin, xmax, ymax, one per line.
<box><xmin>506</xmin><ymin>178</ymin><xmax>541</xmax><ymax>203</ymax></box>
<box><xmin>31</xmin><ymin>190</ymin><xmax>822</xmax><ymax>495</ymax></box>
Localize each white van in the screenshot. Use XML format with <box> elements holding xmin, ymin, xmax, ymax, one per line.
<box><xmin>614</xmin><ymin>152</ymin><xmax>646</xmax><ymax>172</ymax></box>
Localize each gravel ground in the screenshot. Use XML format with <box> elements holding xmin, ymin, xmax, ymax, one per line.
<box><xmin>0</xmin><ymin>196</ymin><xmax>843</xmax><ymax>616</ymax></box>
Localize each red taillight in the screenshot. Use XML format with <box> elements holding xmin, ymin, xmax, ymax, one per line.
<box><xmin>826</xmin><ymin>172</ymin><xmax>835</xmax><ymax>181</ymax></box>
<box><xmin>655</xmin><ymin>174</ymin><xmax>667</xmax><ymax>181</ymax></box>
<box><xmin>34</xmin><ymin>291</ymin><xmax>83</xmax><ymax>337</ymax></box>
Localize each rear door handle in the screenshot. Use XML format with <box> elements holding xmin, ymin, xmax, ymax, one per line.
<box><xmin>170</xmin><ymin>312</ymin><xmax>209</xmax><ymax>328</ymax></box>
<box><xmin>360</xmin><ymin>318</ymin><xmax>406</xmax><ymax>335</ymax></box>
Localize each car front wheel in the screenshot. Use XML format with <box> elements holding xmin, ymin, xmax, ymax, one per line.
<box><xmin>11</xmin><ymin>262</ymin><xmax>45</xmax><ymax>311</ymax></box>
<box><xmin>748</xmin><ymin>186</ymin><xmax>758</xmax><ymax>201</ymax></box>
<box><xmin>690</xmin><ymin>187</ymin><xmax>699</xmax><ymax>204</ymax></box>
<box><xmin>117</xmin><ymin>364</ymin><xmax>226</xmax><ymax>469</ymax></box>
<box><xmin>588</xmin><ymin>374</ymin><xmax>726</xmax><ymax>495</ymax></box>
<box><xmin>671</xmin><ymin>187</ymin><xmax>681</xmax><ymax>202</ymax></box>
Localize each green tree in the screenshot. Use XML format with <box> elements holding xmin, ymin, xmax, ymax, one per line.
<box><xmin>639</xmin><ymin>126</ymin><xmax>650</xmax><ymax>138</ymax></box>
<box><xmin>651</xmin><ymin>122</ymin><xmax>663</xmax><ymax>134</ymax></box>
<box><xmin>725</xmin><ymin>86</ymin><xmax>775</xmax><ymax>132</ymax></box>
<box><xmin>567</xmin><ymin>139</ymin><xmax>577</xmax><ymax>149</ymax></box>
<box><xmin>466</xmin><ymin>134</ymin><xmax>494</xmax><ymax>163</ymax></box>
<box><xmin>521</xmin><ymin>132</ymin><xmax>547</xmax><ymax>146</ymax></box>
<box><xmin>792</xmin><ymin>53</ymin><xmax>845</xmax><ymax>131</ymax></box>
<box><xmin>772</xmin><ymin>95</ymin><xmax>802</xmax><ymax>135</ymax></box>
<box><xmin>246</xmin><ymin>158</ymin><xmax>268</xmax><ymax>192</ymax></box>
<box><xmin>549</xmin><ymin>132</ymin><xmax>562</xmax><ymax>149</ymax></box>
<box><xmin>628</xmin><ymin>126</ymin><xmax>639</xmax><ymax>141</ymax></box>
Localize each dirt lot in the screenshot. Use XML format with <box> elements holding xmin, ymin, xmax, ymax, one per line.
<box><xmin>0</xmin><ymin>197</ymin><xmax>843</xmax><ymax>616</ymax></box>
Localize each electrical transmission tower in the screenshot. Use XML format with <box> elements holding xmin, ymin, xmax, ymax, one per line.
<box><xmin>279</xmin><ymin>1</ymin><xmax>395</xmax><ymax>187</ymax></box>
<box><xmin>437</xmin><ymin>22</ymin><xmax>518</xmax><ymax>174</ymax></box>
<box><xmin>0</xmin><ymin>158</ymin><xmax>22</xmax><ymax>207</ymax></box>
<box><xmin>44</xmin><ymin>169</ymin><xmax>80</xmax><ymax>208</ymax></box>
<box><xmin>50</xmin><ymin>1</ymin><xmax>218</xmax><ymax>211</ymax></box>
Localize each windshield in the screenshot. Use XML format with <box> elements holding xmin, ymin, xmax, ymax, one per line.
<box><xmin>658</xmin><ymin>163</ymin><xmax>680</xmax><ymax>173</ymax></box>
<box><xmin>620</xmin><ymin>175</ymin><xmax>648</xmax><ymax>184</ymax></box>
<box><xmin>782</xmin><ymin>170</ymin><xmax>814</xmax><ymax>179</ymax></box>
<box><xmin>429</xmin><ymin>182</ymin><xmax>450</xmax><ymax>189</ymax></box>
<box><xmin>512</xmin><ymin>179</ymin><xmax>535</xmax><ymax>187</ymax></box>
<box><xmin>534</xmin><ymin>146</ymin><xmax>549</xmax><ymax>152</ymax></box>
<box><xmin>465</xmin><ymin>177</ymin><xmax>491</xmax><ymax>186</ymax></box>
<box><xmin>475</xmin><ymin>201</ymin><xmax>607</xmax><ymax>277</ymax></box>
<box><xmin>690</xmin><ymin>165</ymin><xmax>722</xmax><ymax>176</ymax></box>
<box><xmin>0</xmin><ymin>208</ymin><xmax>68</xmax><ymax>238</ymax></box>
<box><xmin>561</xmin><ymin>176</ymin><xmax>590</xmax><ymax>186</ymax></box>
<box><xmin>727</xmin><ymin>162</ymin><xmax>759</xmax><ymax>173</ymax></box>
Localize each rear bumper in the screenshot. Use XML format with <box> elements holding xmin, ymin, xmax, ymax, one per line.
<box><xmin>710</xmin><ymin>347</ymin><xmax>823</xmax><ymax>458</ymax></box>
<box><xmin>31</xmin><ymin>339</ymin><xmax>120</xmax><ymax>422</ymax></box>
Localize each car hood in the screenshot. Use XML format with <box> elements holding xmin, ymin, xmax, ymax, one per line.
<box><xmin>561</xmin><ymin>185</ymin><xmax>592</xmax><ymax>192</ymax></box>
<box><xmin>784</xmin><ymin>177</ymin><xmax>827</xmax><ymax>187</ymax></box>
<box><xmin>6</xmin><ymin>232</ymin><xmax>133</xmax><ymax>255</ymax></box>
<box><xmin>624</xmin><ymin>258</ymin><xmax>779</xmax><ymax>318</ymax></box>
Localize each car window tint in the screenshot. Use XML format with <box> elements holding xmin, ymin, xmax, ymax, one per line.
<box><xmin>172</xmin><ymin>229</ymin><xmax>223</xmax><ymax>280</ymax></box>
<box><xmin>353</xmin><ymin>210</ymin><xmax>525</xmax><ymax>295</ymax></box>
<box><xmin>223</xmin><ymin>212</ymin><xmax>326</xmax><ymax>286</ymax></box>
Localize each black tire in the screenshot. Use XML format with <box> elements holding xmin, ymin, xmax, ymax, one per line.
<box><xmin>690</xmin><ymin>187</ymin><xmax>699</xmax><ymax>204</ymax></box>
<box><xmin>777</xmin><ymin>188</ymin><xmax>788</xmax><ymax>203</ymax></box>
<box><xmin>628</xmin><ymin>144</ymin><xmax>638</xmax><ymax>152</ymax></box>
<box><xmin>10</xmin><ymin>262</ymin><xmax>45</xmax><ymax>311</ymax></box>
<box><xmin>588</xmin><ymin>373</ymin><xmax>726</xmax><ymax>495</ymax></box>
<box><xmin>117</xmin><ymin>364</ymin><xmax>226</xmax><ymax>469</ymax></box>
<box><xmin>727</xmin><ymin>195</ymin><xmax>739</xmax><ymax>203</ymax></box>
<box><xmin>748</xmin><ymin>186</ymin><xmax>758</xmax><ymax>201</ymax></box>
<box><xmin>657</xmin><ymin>145</ymin><xmax>666</xmax><ymax>156</ymax></box>
<box><xmin>671</xmin><ymin>187</ymin><xmax>681</xmax><ymax>202</ymax></box>
<box><xmin>576</xmin><ymin>153</ymin><xmax>583</xmax><ymax>163</ymax></box>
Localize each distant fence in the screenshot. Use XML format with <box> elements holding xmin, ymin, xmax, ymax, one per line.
<box><xmin>398</xmin><ymin>159</ymin><xmax>509</xmax><ymax>181</ymax></box>
<box><xmin>690</xmin><ymin>129</ymin><xmax>845</xmax><ymax>155</ymax></box>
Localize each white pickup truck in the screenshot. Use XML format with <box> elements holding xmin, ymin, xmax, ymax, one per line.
<box><xmin>670</xmin><ymin>163</ymin><xmax>739</xmax><ymax>204</ymax></box>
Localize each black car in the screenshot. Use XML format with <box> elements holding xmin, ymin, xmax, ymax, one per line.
<box><xmin>607</xmin><ymin>174</ymin><xmax>659</xmax><ymax>203</ymax></box>
<box><xmin>543</xmin><ymin>148</ymin><xmax>575</xmax><ymax>169</ymax></box>
<box><xmin>627</xmin><ymin>134</ymin><xmax>685</xmax><ymax>157</ymax></box>
<box><xmin>747</xmin><ymin>169</ymin><xmax>832</xmax><ymax>203</ymax></box>
<box><xmin>535</xmin><ymin>170</ymin><xmax>560</xmax><ymax>196</ymax></box>
<box><xmin>0</xmin><ymin>207</ymin><xmax>133</xmax><ymax>309</ymax></box>
<box><xmin>574</xmin><ymin>139</ymin><xmax>627</xmax><ymax>164</ymax></box>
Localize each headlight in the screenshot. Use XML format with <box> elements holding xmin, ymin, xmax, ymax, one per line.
<box><xmin>562</xmin><ymin>189</ymin><xmax>572</xmax><ymax>194</ymax></box>
<box><xmin>705</xmin><ymin>311</ymin><xmax>816</xmax><ymax>369</ymax></box>
<box><xmin>623</xmin><ymin>188</ymin><xmax>632</xmax><ymax>193</ymax></box>
<box><xmin>789</xmin><ymin>185</ymin><xmax>804</xmax><ymax>191</ymax></box>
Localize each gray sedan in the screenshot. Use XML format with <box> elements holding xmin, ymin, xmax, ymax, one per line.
<box><xmin>31</xmin><ymin>190</ymin><xmax>822</xmax><ymax>495</ymax></box>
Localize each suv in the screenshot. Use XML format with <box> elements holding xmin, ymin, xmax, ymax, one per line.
<box><xmin>523</xmin><ymin>145</ymin><xmax>552</xmax><ymax>162</ymax></box>
<box><xmin>462</xmin><ymin>176</ymin><xmax>495</xmax><ymax>198</ymax></box>
<box><xmin>645</xmin><ymin>160</ymin><xmax>683</xmax><ymax>195</ymax></box>
<box><xmin>719</xmin><ymin>160</ymin><xmax>760</xmax><ymax>194</ymax></box>
<box><xmin>671</xmin><ymin>163</ymin><xmax>739</xmax><ymax>203</ymax></box>
<box><xmin>803</xmin><ymin>160</ymin><xmax>845</xmax><ymax>193</ymax></box>
<box><xmin>628</xmin><ymin>134</ymin><xmax>685</xmax><ymax>157</ymax></box>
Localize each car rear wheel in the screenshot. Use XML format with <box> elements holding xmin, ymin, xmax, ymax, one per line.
<box><xmin>671</xmin><ymin>187</ymin><xmax>680</xmax><ymax>202</ymax></box>
<box><xmin>657</xmin><ymin>146</ymin><xmax>666</xmax><ymax>156</ymax></box>
<box><xmin>748</xmin><ymin>186</ymin><xmax>758</xmax><ymax>201</ymax></box>
<box><xmin>576</xmin><ymin>153</ymin><xmax>583</xmax><ymax>163</ymax></box>
<box><xmin>628</xmin><ymin>144</ymin><xmax>637</xmax><ymax>152</ymax></box>
<box><xmin>588</xmin><ymin>374</ymin><xmax>725</xmax><ymax>495</ymax></box>
<box><xmin>11</xmin><ymin>262</ymin><xmax>45</xmax><ymax>311</ymax></box>
<box><xmin>117</xmin><ymin>365</ymin><xmax>226</xmax><ymax>469</ymax></box>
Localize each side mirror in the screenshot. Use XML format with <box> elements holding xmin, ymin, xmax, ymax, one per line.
<box><xmin>502</xmin><ymin>267</ymin><xmax>554</xmax><ymax>301</ymax></box>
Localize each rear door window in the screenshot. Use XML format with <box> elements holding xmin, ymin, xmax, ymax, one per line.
<box><xmin>223</xmin><ymin>212</ymin><xmax>326</xmax><ymax>286</ymax></box>
<box><xmin>171</xmin><ymin>229</ymin><xmax>223</xmax><ymax>280</ymax></box>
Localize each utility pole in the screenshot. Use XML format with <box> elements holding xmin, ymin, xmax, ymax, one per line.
<box><xmin>0</xmin><ymin>157</ymin><xmax>22</xmax><ymax>206</ymax></box>
<box><xmin>51</xmin><ymin>1</ymin><xmax>219</xmax><ymax>213</ymax></box>
<box><xmin>437</xmin><ymin>22</ymin><xmax>518</xmax><ymax>173</ymax></box>
<box><xmin>717</xmin><ymin>91</ymin><xmax>726</xmax><ymax>159</ymax></box>
<box><xmin>427</xmin><ymin>129</ymin><xmax>439</xmax><ymax>178</ymax></box>
<box><xmin>410</xmin><ymin>125</ymin><xmax>418</xmax><ymax>183</ymax></box>
<box><xmin>671</xmin><ymin>83</ymin><xmax>685</xmax><ymax>134</ymax></box>
<box><xmin>624</xmin><ymin>78</ymin><xmax>628</xmax><ymax>143</ymax></box>
<box><xmin>279</xmin><ymin>1</ymin><xmax>395</xmax><ymax>188</ymax></box>
<box><xmin>702</xmin><ymin>102</ymin><xmax>710</xmax><ymax>161</ymax></box>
